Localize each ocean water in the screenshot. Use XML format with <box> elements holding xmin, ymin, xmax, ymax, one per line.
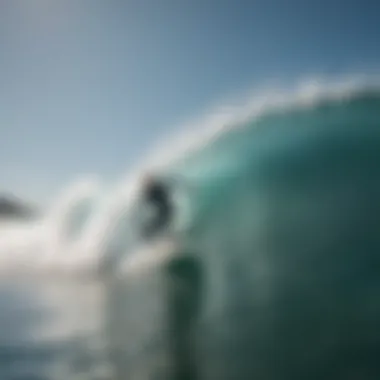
<box><xmin>1</xmin><ymin>77</ymin><xmax>380</xmax><ymax>379</ymax></box>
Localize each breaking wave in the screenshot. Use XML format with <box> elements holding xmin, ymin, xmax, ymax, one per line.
<box><xmin>1</xmin><ymin>75</ymin><xmax>380</xmax><ymax>277</ymax></box>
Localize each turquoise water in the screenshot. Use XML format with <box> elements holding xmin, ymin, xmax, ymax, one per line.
<box><xmin>1</xmin><ymin>82</ymin><xmax>380</xmax><ymax>379</ymax></box>
<box><xmin>110</xmin><ymin>88</ymin><xmax>380</xmax><ymax>379</ymax></box>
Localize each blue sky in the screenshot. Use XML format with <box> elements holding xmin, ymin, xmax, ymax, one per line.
<box><xmin>0</xmin><ymin>0</ymin><xmax>379</xmax><ymax>202</ymax></box>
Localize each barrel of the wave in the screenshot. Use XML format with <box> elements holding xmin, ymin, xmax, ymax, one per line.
<box><xmin>189</xmin><ymin>92</ymin><xmax>380</xmax><ymax>379</ymax></box>
<box><xmin>105</xmin><ymin>91</ymin><xmax>380</xmax><ymax>380</ymax></box>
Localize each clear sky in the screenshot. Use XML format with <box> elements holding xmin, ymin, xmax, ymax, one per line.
<box><xmin>0</xmin><ymin>0</ymin><xmax>379</xmax><ymax>202</ymax></box>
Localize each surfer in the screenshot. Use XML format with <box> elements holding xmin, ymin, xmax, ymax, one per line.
<box><xmin>139</xmin><ymin>173</ymin><xmax>178</xmax><ymax>239</ymax></box>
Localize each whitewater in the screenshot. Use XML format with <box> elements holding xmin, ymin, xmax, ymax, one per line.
<box><xmin>1</xmin><ymin>76</ymin><xmax>380</xmax><ymax>379</ymax></box>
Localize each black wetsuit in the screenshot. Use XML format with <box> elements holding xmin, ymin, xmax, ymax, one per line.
<box><xmin>142</xmin><ymin>180</ymin><xmax>172</xmax><ymax>239</ymax></box>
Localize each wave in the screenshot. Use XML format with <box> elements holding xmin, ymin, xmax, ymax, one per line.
<box><xmin>1</xmin><ymin>75</ymin><xmax>380</xmax><ymax>276</ymax></box>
